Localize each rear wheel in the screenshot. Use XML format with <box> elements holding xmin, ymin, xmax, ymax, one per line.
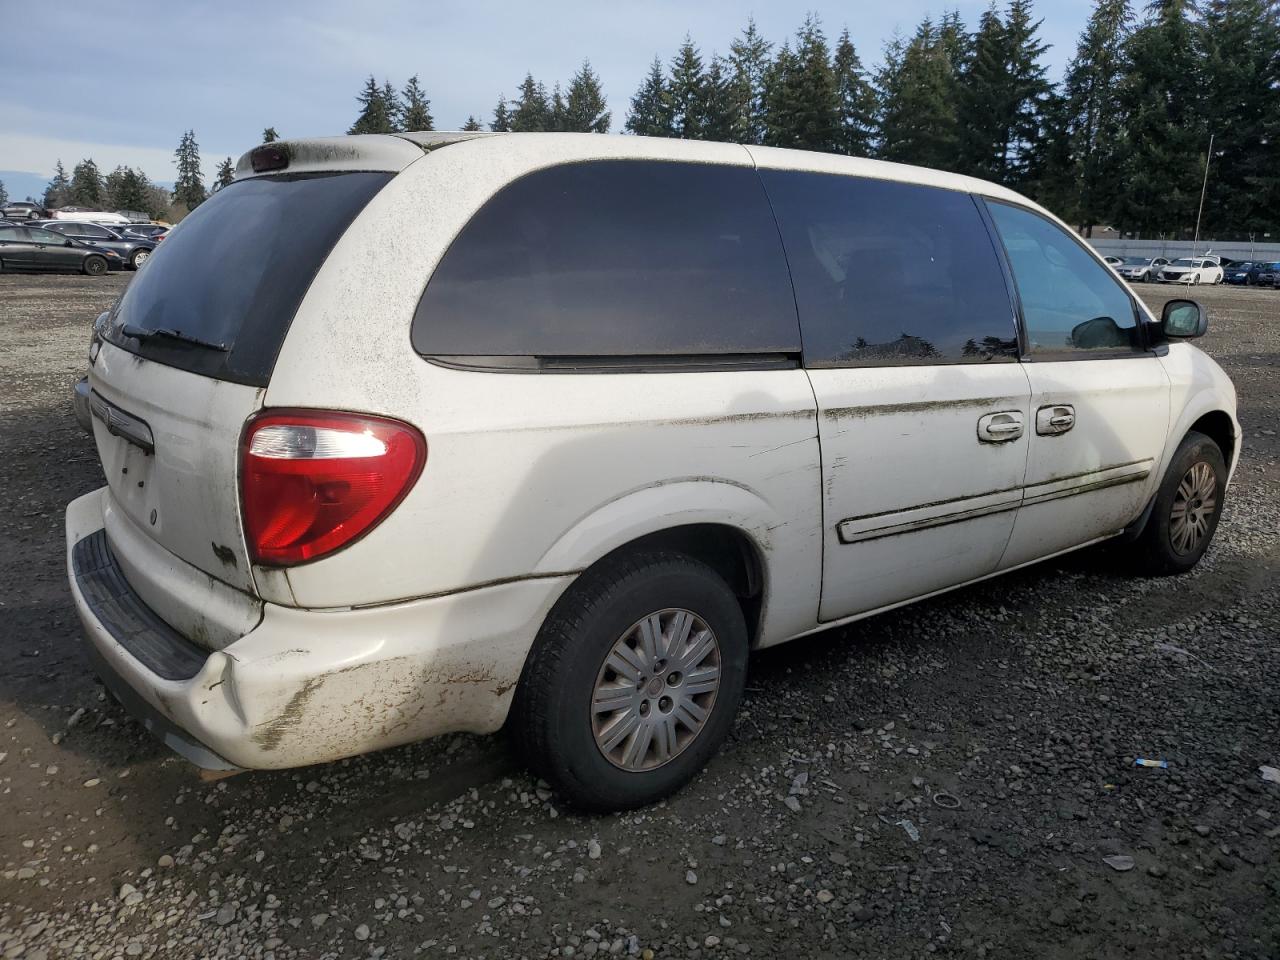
<box><xmin>1122</xmin><ymin>430</ymin><xmax>1226</xmax><ymax>576</ymax></box>
<box><xmin>130</xmin><ymin>248</ymin><xmax>149</xmax><ymax>269</ymax></box>
<box><xmin>83</xmin><ymin>255</ymin><xmax>108</xmax><ymax>277</ymax></box>
<box><xmin>510</xmin><ymin>551</ymin><xmax>748</xmax><ymax>811</ymax></box>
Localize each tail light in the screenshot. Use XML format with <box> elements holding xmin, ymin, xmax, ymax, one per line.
<box><xmin>240</xmin><ymin>410</ymin><xmax>426</xmax><ymax>566</ymax></box>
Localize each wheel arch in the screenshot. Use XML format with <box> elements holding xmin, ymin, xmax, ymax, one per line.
<box><xmin>534</xmin><ymin>480</ymin><xmax>778</xmax><ymax>647</ymax></box>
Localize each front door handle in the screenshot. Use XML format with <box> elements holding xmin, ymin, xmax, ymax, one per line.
<box><xmin>1036</xmin><ymin>404</ymin><xmax>1075</xmax><ymax>436</ymax></box>
<box><xmin>977</xmin><ymin>411</ymin><xmax>1024</xmax><ymax>443</ymax></box>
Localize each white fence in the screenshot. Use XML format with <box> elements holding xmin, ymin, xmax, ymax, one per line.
<box><xmin>1088</xmin><ymin>238</ymin><xmax>1280</xmax><ymax>263</ymax></box>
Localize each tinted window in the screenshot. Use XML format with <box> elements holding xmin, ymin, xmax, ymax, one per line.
<box><xmin>28</xmin><ymin>228</ymin><xmax>64</xmax><ymax>244</ymax></box>
<box><xmin>73</xmin><ymin>223</ymin><xmax>113</xmax><ymax>239</ymax></box>
<box><xmin>413</xmin><ymin>160</ymin><xmax>798</xmax><ymax>360</ymax></box>
<box><xmin>106</xmin><ymin>171</ymin><xmax>392</xmax><ymax>387</ymax></box>
<box><xmin>988</xmin><ymin>201</ymin><xmax>1139</xmax><ymax>356</ymax></box>
<box><xmin>759</xmin><ymin>171</ymin><xmax>1017</xmax><ymax>366</ymax></box>
<box><xmin>0</xmin><ymin>227</ymin><xmax>24</xmax><ymax>241</ymax></box>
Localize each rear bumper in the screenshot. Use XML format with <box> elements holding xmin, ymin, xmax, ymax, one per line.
<box><xmin>66</xmin><ymin>487</ymin><xmax>570</xmax><ymax>770</ymax></box>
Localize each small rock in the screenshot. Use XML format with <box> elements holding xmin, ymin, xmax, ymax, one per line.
<box><xmin>588</xmin><ymin>839</ymin><xmax>601</xmax><ymax>860</ymax></box>
<box><xmin>215</xmin><ymin>902</ymin><xmax>237</xmax><ymax>925</ymax></box>
<box><xmin>816</xmin><ymin>889</ymin><xmax>835</xmax><ymax>904</ymax></box>
<box><xmin>83</xmin><ymin>778</ymin><xmax>101</xmax><ymax>788</ymax></box>
<box><xmin>1147</xmin><ymin>864</ymin><xmax>1167</xmax><ymax>878</ymax></box>
<box><xmin>1102</xmin><ymin>855</ymin><xmax>1134</xmax><ymax>872</ymax></box>
<box><xmin>355</xmin><ymin>924</ymin><xmax>370</xmax><ymax>941</ymax></box>
<box><xmin>783</xmin><ymin>796</ymin><xmax>802</xmax><ymax>813</ymax></box>
<box><xmin>686</xmin><ymin>870</ymin><xmax>698</xmax><ymax>885</ymax></box>
<box><xmin>157</xmin><ymin>854</ymin><xmax>174</xmax><ymax>868</ymax></box>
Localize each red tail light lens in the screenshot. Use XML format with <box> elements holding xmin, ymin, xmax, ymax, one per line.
<box><xmin>241</xmin><ymin>410</ymin><xmax>426</xmax><ymax>566</ymax></box>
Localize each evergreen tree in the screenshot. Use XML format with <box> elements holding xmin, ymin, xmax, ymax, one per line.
<box><xmin>700</xmin><ymin>57</ymin><xmax>735</xmax><ymax>141</ymax></box>
<box><xmin>142</xmin><ymin>184</ymin><xmax>171</xmax><ymax>220</ymax></box>
<box><xmin>348</xmin><ymin>75</ymin><xmax>399</xmax><ymax>134</ymax></box>
<box><xmin>215</xmin><ymin>157</ymin><xmax>236</xmax><ymax>190</ymax></box>
<box><xmin>1115</xmin><ymin>0</ymin><xmax>1206</xmax><ymax>235</ymax></box>
<box><xmin>401</xmin><ymin>75</ymin><xmax>434</xmax><ymax>131</ymax></box>
<box><xmin>0</xmin><ymin>180</ymin><xmax>7</xmax><ymax>207</ymax></box>
<box><xmin>70</xmin><ymin>159</ymin><xmax>105</xmax><ymax>208</ymax></box>
<box><xmin>728</xmin><ymin>18</ymin><xmax>772</xmax><ymax>144</ymax></box>
<box><xmin>763</xmin><ymin>16</ymin><xmax>840</xmax><ymax>152</ymax></box>
<box><xmin>668</xmin><ymin>37</ymin><xmax>707</xmax><ymax>138</ymax></box>
<box><xmin>462</xmin><ymin>115</ymin><xmax>483</xmax><ymax>131</ymax></box>
<box><xmin>382</xmin><ymin>80</ymin><xmax>403</xmax><ymax>131</ymax></box>
<box><xmin>262</xmin><ymin>127</ymin><xmax>279</xmax><ymax>143</ymax></box>
<box><xmin>549</xmin><ymin>82</ymin><xmax>567</xmax><ymax>132</ymax></box>
<box><xmin>511</xmin><ymin>73</ymin><xmax>552</xmax><ymax>131</ymax></box>
<box><xmin>1059</xmin><ymin>0</ymin><xmax>1132</xmax><ymax>232</ymax></box>
<box><xmin>104</xmin><ymin>166</ymin><xmax>151</xmax><ymax>212</ymax></box>
<box><xmin>832</xmin><ymin>28</ymin><xmax>876</xmax><ymax>156</ymax></box>
<box><xmin>1001</xmin><ymin>0</ymin><xmax>1052</xmax><ymax>184</ymax></box>
<box><xmin>43</xmin><ymin>160</ymin><xmax>71</xmax><ymax>210</ymax></box>
<box><xmin>563</xmin><ymin>60</ymin><xmax>611</xmax><ymax>132</ymax></box>
<box><xmin>957</xmin><ymin>5</ymin><xmax>1008</xmax><ymax>178</ymax></box>
<box><xmin>172</xmin><ymin>130</ymin><xmax>207</xmax><ymax>210</ymax></box>
<box><xmin>625</xmin><ymin>57</ymin><xmax>674</xmax><ymax>136</ymax></box>
<box><xmin>1198</xmin><ymin>0</ymin><xmax>1280</xmax><ymax>235</ymax></box>
<box><xmin>876</xmin><ymin>19</ymin><xmax>961</xmax><ymax>169</ymax></box>
<box><xmin>491</xmin><ymin>95</ymin><xmax>513</xmax><ymax>132</ymax></box>
<box><xmin>939</xmin><ymin>9</ymin><xmax>973</xmax><ymax>71</ymax></box>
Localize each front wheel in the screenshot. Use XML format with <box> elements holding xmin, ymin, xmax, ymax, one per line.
<box><xmin>130</xmin><ymin>248</ymin><xmax>149</xmax><ymax>269</ymax></box>
<box><xmin>510</xmin><ymin>551</ymin><xmax>748</xmax><ymax>811</ymax></box>
<box><xmin>83</xmin><ymin>255</ymin><xmax>108</xmax><ymax>276</ymax></box>
<box><xmin>1122</xmin><ymin>430</ymin><xmax>1226</xmax><ymax>576</ymax></box>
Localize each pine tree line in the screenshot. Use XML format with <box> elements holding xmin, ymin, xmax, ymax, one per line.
<box><xmin>612</xmin><ymin>2</ymin><xmax>1278</xmax><ymax>237</ymax></box>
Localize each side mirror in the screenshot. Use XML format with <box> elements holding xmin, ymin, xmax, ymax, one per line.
<box><xmin>1161</xmin><ymin>299</ymin><xmax>1207</xmax><ymax>339</ymax></box>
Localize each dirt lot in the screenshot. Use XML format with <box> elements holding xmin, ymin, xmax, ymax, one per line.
<box><xmin>0</xmin><ymin>272</ymin><xmax>1277</xmax><ymax>960</ymax></box>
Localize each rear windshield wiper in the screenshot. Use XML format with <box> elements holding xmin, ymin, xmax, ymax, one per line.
<box><xmin>120</xmin><ymin>323</ymin><xmax>229</xmax><ymax>352</ymax></box>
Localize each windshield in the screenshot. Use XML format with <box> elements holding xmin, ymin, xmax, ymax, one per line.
<box><xmin>105</xmin><ymin>171</ymin><xmax>392</xmax><ymax>386</ymax></box>
<box><xmin>1171</xmin><ymin>259</ymin><xmax>1196</xmax><ymax>267</ymax></box>
<box><xmin>1121</xmin><ymin>257</ymin><xmax>1149</xmax><ymax>265</ymax></box>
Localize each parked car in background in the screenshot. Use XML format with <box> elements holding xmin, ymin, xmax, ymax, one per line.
<box><xmin>37</xmin><ymin>220</ymin><xmax>157</xmax><ymax>268</ymax></box>
<box><xmin>48</xmin><ymin>208</ymin><xmax>131</xmax><ymax>225</ymax></box>
<box><xmin>1114</xmin><ymin>256</ymin><xmax>1169</xmax><ymax>282</ymax></box>
<box><xmin>0</xmin><ymin>224</ymin><xmax>120</xmax><ymax>274</ymax></box>
<box><xmin>64</xmin><ymin>132</ymin><xmax>1239</xmax><ymax>811</ymax></box>
<box><xmin>2</xmin><ymin>200</ymin><xmax>49</xmax><ymax>220</ymax></box>
<box><xmin>1224</xmin><ymin>261</ymin><xmax>1269</xmax><ymax>285</ymax></box>
<box><xmin>1104</xmin><ymin>255</ymin><xmax>1123</xmax><ymax>266</ymax></box>
<box><xmin>1257</xmin><ymin>262</ymin><xmax>1280</xmax><ymax>287</ymax></box>
<box><xmin>115</xmin><ymin>209</ymin><xmax>153</xmax><ymax>223</ymax></box>
<box><xmin>1158</xmin><ymin>258</ymin><xmax>1224</xmax><ymax>285</ymax></box>
<box><xmin>116</xmin><ymin>223</ymin><xmax>168</xmax><ymax>242</ymax></box>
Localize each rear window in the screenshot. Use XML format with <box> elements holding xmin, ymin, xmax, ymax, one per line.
<box><xmin>105</xmin><ymin>171</ymin><xmax>392</xmax><ymax>386</ymax></box>
<box><xmin>412</xmin><ymin>160</ymin><xmax>799</xmax><ymax>365</ymax></box>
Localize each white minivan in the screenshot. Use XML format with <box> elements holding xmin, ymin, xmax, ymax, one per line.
<box><xmin>66</xmin><ymin>132</ymin><xmax>1238</xmax><ymax>810</ymax></box>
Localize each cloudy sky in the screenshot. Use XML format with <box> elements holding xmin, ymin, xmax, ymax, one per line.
<box><xmin>1</xmin><ymin>0</ymin><xmax>1093</xmax><ymax>197</ymax></box>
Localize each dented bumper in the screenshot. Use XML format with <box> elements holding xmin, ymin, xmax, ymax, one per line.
<box><xmin>66</xmin><ymin>488</ymin><xmax>570</xmax><ymax>770</ymax></box>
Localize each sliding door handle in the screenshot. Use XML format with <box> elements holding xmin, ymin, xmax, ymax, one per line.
<box><xmin>1036</xmin><ymin>404</ymin><xmax>1076</xmax><ymax>435</ymax></box>
<box><xmin>977</xmin><ymin>411</ymin><xmax>1024</xmax><ymax>443</ymax></box>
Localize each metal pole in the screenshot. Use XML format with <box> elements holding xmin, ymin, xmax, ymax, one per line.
<box><xmin>1193</xmin><ymin>132</ymin><xmax>1213</xmax><ymax>254</ymax></box>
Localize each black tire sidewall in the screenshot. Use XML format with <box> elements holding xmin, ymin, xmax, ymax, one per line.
<box><xmin>1146</xmin><ymin>432</ymin><xmax>1227</xmax><ymax>573</ymax></box>
<box><xmin>84</xmin><ymin>256</ymin><xmax>106</xmax><ymax>276</ymax></box>
<box><xmin>539</xmin><ymin>557</ymin><xmax>747</xmax><ymax>811</ymax></box>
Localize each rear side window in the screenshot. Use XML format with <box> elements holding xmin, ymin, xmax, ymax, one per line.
<box><xmin>412</xmin><ymin>160</ymin><xmax>799</xmax><ymax>364</ymax></box>
<box><xmin>759</xmin><ymin>170</ymin><xmax>1018</xmax><ymax>366</ymax></box>
<box><xmin>987</xmin><ymin>201</ymin><xmax>1139</xmax><ymax>356</ymax></box>
<box><xmin>106</xmin><ymin>171</ymin><xmax>392</xmax><ymax>386</ymax></box>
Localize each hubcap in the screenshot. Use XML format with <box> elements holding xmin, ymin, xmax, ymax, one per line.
<box><xmin>590</xmin><ymin>608</ymin><xmax>721</xmax><ymax>771</ymax></box>
<box><xmin>1170</xmin><ymin>461</ymin><xmax>1217</xmax><ymax>555</ymax></box>
<box><xmin>134</xmin><ymin>250</ymin><xmax>149</xmax><ymax>265</ymax></box>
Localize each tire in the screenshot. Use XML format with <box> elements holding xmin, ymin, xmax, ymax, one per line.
<box><xmin>510</xmin><ymin>551</ymin><xmax>748</xmax><ymax>811</ymax></box>
<box><xmin>130</xmin><ymin>248</ymin><xmax>150</xmax><ymax>269</ymax></box>
<box><xmin>83</xmin><ymin>255</ymin><xmax>107</xmax><ymax>277</ymax></box>
<box><xmin>1141</xmin><ymin>271</ymin><xmax>1149</xmax><ymax>282</ymax></box>
<box><xmin>1122</xmin><ymin>430</ymin><xmax>1227</xmax><ymax>576</ymax></box>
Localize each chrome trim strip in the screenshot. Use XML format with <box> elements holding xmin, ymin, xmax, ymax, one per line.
<box><xmin>89</xmin><ymin>390</ymin><xmax>154</xmax><ymax>455</ymax></box>
<box><xmin>836</xmin><ymin>458</ymin><xmax>1154</xmax><ymax>545</ymax></box>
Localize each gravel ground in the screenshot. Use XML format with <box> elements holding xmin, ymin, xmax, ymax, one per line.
<box><xmin>1</xmin><ymin>272</ymin><xmax>1277</xmax><ymax>960</ymax></box>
